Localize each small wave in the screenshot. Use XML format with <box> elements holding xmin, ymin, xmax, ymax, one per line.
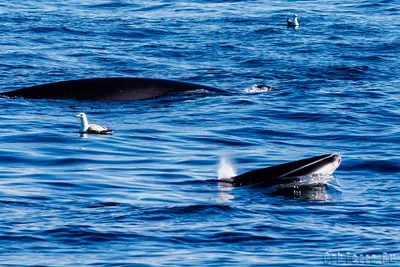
<box><xmin>343</xmin><ymin>159</ymin><xmax>400</xmax><ymax>174</ymax></box>
<box><xmin>40</xmin><ymin>227</ymin><xmax>141</xmax><ymax>244</ymax></box>
<box><xmin>244</xmin><ymin>84</ymin><xmax>275</xmax><ymax>93</ymax></box>
<box><xmin>138</xmin><ymin>204</ymin><xmax>238</xmax><ymax>220</ymax></box>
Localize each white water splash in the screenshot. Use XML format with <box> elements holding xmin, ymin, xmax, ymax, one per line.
<box><xmin>218</xmin><ymin>156</ymin><xmax>237</xmax><ymax>179</ymax></box>
<box><xmin>217</xmin><ymin>156</ymin><xmax>236</xmax><ymax>202</ymax></box>
<box><xmin>244</xmin><ymin>84</ymin><xmax>275</xmax><ymax>93</ymax></box>
<box><xmin>279</xmin><ymin>174</ymin><xmax>336</xmax><ymax>189</ymax></box>
<box><xmin>184</xmin><ymin>89</ymin><xmax>209</xmax><ymax>94</ymax></box>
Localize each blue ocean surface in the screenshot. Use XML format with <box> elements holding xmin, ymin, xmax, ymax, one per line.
<box><xmin>0</xmin><ymin>0</ymin><xmax>399</xmax><ymax>266</ymax></box>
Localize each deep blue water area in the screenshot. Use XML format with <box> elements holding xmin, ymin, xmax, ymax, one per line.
<box><xmin>0</xmin><ymin>1</ymin><xmax>399</xmax><ymax>266</ymax></box>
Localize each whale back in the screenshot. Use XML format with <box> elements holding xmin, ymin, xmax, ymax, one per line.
<box><xmin>1</xmin><ymin>77</ymin><xmax>223</xmax><ymax>100</ymax></box>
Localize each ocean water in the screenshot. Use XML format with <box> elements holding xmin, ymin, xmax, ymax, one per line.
<box><xmin>0</xmin><ymin>1</ymin><xmax>399</xmax><ymax>266</ymax></box>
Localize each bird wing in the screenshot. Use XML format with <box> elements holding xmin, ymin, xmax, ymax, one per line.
<box><xmin>87</xmin><ymin>124</ymin><xmax>113</xmax><ymax>133</ymax></box>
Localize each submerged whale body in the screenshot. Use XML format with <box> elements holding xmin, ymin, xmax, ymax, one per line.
<box><xmin>1</xmin><ymin>77</ymin><xmax>224</xmax><ymax>100</ymax></box>
<box><xmin>226</xmin><ymin>154</ymin><xmax>341</xmax><ymax>187</ymax></box>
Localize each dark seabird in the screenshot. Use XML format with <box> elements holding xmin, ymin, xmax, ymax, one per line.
<box><xmin>287</xmin><ymin>14</ymin><xmax>299</xmax><ymax>27</ymax></box>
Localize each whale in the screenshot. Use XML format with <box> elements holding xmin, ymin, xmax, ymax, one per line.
<box><xmin>0</xmin><ymin>77</ymin><xmax>225</xmax><ymax>101</ymax></box>
<box><xmin>222</xmin><ymin>154</ymin><xmax>341</xmax><ymax>187</ymax></box>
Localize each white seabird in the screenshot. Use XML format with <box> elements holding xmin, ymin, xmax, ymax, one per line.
<box><xmin>287</xmin><ymin>14</ymin><xmax>299</xmax><ymax>27</ymax></box>
<box><xmin>75</xmin><ymin>112</ymin><xmax>113</xmax><ymax>134</ymax></box>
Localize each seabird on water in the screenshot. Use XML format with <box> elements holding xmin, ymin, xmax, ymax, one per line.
<box><xmin>75</xmin><ymin>112</ymin><xmax>113</xmax><ymax>134</ymax></box>
<box><xmin>287</xmin><ymin>14</ymin><xmax>299</xmax><ymax>27</ymax></box>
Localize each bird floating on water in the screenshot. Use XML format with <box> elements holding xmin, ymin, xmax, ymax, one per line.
<box><xmin>75</xmin><ymin>112</ymin><xmax>113</xmax><ymax>134</ymax></box>
<box><xmin>287</xmin><ymin>14</ymin><xmax>299</xmax><ymax>27</ymax></box>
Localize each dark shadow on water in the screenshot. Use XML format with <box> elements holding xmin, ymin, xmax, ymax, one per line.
<box><xmin>269</xmin><ymin>184</ymin><xmax>330</xmax><ymax>201</ymax></box>
<box><xmin>215</xmin><ymin>175</ymin><xmax>343</xmax><ymax>202</ymax></box>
